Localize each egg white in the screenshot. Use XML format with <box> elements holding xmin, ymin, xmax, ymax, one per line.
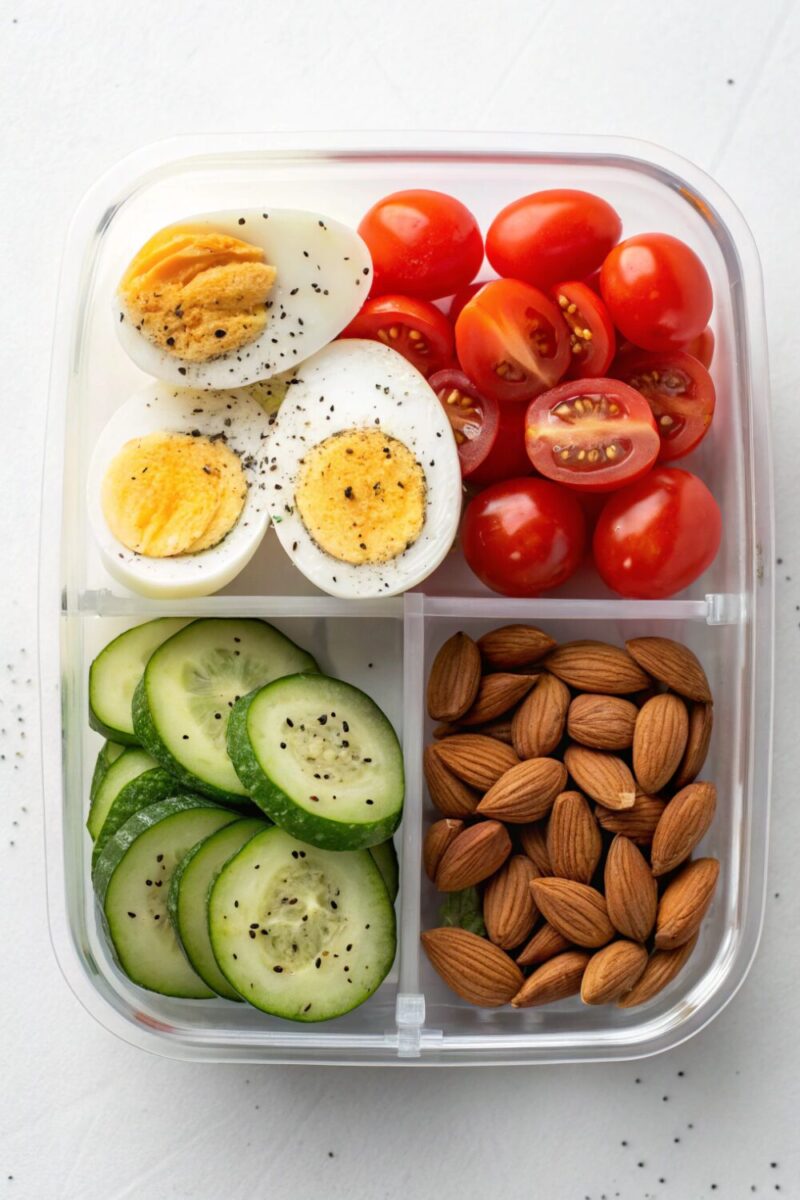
<box><xmin>115</xmin><ymin>209</ymin><xmax>372</xmax><ymax>390</ymax></box>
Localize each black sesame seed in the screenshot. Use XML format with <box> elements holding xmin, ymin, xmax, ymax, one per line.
<box><xmin>273</xmin><ymin>966</ymin><xmax>283</xmax><ymax>973</ymax></box>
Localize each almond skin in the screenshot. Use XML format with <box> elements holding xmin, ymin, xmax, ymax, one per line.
<box><xmin>511</xmin><ymin>672</ymin><xmax>571</xmax><ymax>759</ymax></box>
<box><xmin>651</xmin><ymin>782</ymin><xmax>717</xmax><ymax>876</ymax></box>
<box><xmin>477</xmin><ymin>624</ymin><xmax>556</xmax><ymax>669</ymax></box>
<box><xmin>655</xmin><ymin>857</ymin><xmax>720</xmax><ymax>949</ymax></box>
<box><xmin>423</xmin><ymin>819</ymin><xmax>464</xmax><ymax>881</ymax></box>
<box><xmin>477</xmin><ymin>757</ymin><xmax>567</xmax><ymax>823</ymax></box>
<box><xmin>421</xmin><ymin>927</ymin><xmax>523</xmax><ymax>1007</ymax></box>
<box><xmin>617</xmin><ymin>935</ymin><xmax>698</xmax><ymax>1008</ymax></box>
<box><xmin>545</xmin><ymin>641</ymin><xmax>651</xmax><ymax>694</ymax></box>
<box><xmin>567</xmin><ymin>694</ymin><xmax>638</xmax><ymax>751</ymax></box>
<box><xmin>483</xmin><ymin>855</ymin><xmax>540</xmax><ymax>949</ymax></box>
<box><xmin>547</xmin><ymin>791</ymin><xmax>602</xmax><ymax>884</ymax></box>
<box><xmin>673</xmin><ymin>702</ymin><xmax>714</xmax><ymax>788</ymax></box>
<box><xmin>511</xmin><ymin>950</ymin><xmax>591</xmax><ymax>1008</ymax></box>
<box><xmin>604</xmin><ymin>835</ymin><xmax>658</xmax><ymax>942</ymax></box>
<box><xmin>564</xmin><ymin>744</ymin><xmax>637</xmax><ymax>810</ymax></box>
<box><xmin>435</xmin><ymin>821</ymin><xmax>512</xmax><ymax>892</ymax></box>
<box><xmin>426</xmin><ymin>631</ymin><xmax>481</xmax><ymax>722</ymax></box>
<box><xmin>530</xmin><ymin>877</ymin><xmax>615</xmax><ymax>948</ymax></box>
<box><xmin>581</xmin><ymin>940</ymin><xmax>649</xmax><ymax>1005</ymax></box>
<box><xmin>595</xmin><ymin>794</ymin><xmax>666</xmax><ymax>844</ymax></box>
<box><xmin>459</xmin><ymin>672</ymin><xmax>537</xmax><ymax>726</ymax></box>
<box><xmin>423</xmin><ymin>745</ymin><xmax>481</xmax><ymax>818</ymax></box>
<box><xmin>626</xmin><ymin>636</ymin><xmax>712</xmax><ymax>703</ymax></box>
<box><xmin>519</xmin><ymin>821</ymin><xmax>553</xmax><ymax>875</ymax></box>
<box><xmin>633</xmin><ymin>693</ymin><xmax>689</xmax><ymax>794</ymax></box>
<box><xmin>435</xmin><ymin>734</ymin><xmax>519</xmax><ymax>791</ymax></box>
<box><xmin>516</xmin><ymin>922</ymin><xmax>571</xmax><ymax>967</ymax></box>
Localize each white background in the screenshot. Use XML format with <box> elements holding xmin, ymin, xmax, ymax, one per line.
<box><xmin>2</xmin><ymin>1</ymin><xmax>799</xmax><ymax>1196</ymax></box>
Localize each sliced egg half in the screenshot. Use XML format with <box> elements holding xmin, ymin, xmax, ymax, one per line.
<box><xmin>115</xmin><ymin>209</ymin><xmax>372</xmax><ymax>390</ymax></box>
<box><xmin>87</xmin><ymin>383</ymin><xmax>274</xmax><ymax>597</ymax></box>
<box><xmin>265</xmin><ymin>339</ymin><xmax>462</xmax><ymax>598</ymax></box>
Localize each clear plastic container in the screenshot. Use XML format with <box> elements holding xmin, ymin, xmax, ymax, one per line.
<box><xmin>40</xmin><ymin>133</ymin><xmax>773</xmax><ymax>1064</ymax></box>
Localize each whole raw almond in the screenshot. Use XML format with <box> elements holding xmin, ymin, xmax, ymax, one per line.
<box><xmin>435</xmin><ymin>734</ymin><xmax>519</xmax><ymax>791</ymax></box>
<box><xmin>674</xmin><ymin>702</ymin><xmax>714</xmax><ymax>788</ymax></box>
<box><xmin>426</xmin><ymin>632</ymin><xmax>482</xmax><ymax>722</ymax></box>
<box><xmin>567</xmin><ymin>694</ymin><xmax>638</xmax><ymax>751</ymax></box>
<box><xmin>530</xmin><ymin>877</ymin><xmax>615</xmax><ymax>948</ymax></box>
<box><xmin>633</xmin><ymin>693</ymin><xmax>689</xmax><ymax>794</ymax></box>
<box><xmin>511</xmin><ymin>673</ymin><xmax>571</xmax><ymax>758</ymax></box>
<box><xmin>626</xmin><ymin>636</ymin><xmax>712</xmax><ymax>703</ymax></box>
<box><xmin>595</xmin><ymin>794</ymin><xmax>666</xmax><ymax>843</ymax></box>
<box><xmin>516</xmin><ymin>922</ymin><xmax>571</xmax><ymax>967</ymax></box>
<box><xmin>545</xmin><ymin>641</ymin><xmax>651</xmax><ymax>694</ymax></box>
<box><xmin>547</xmin><ymin>791</ymin><xmax>602</xmax><ymax>884</ymax></box>
<box><xmin>655</xmin><ymin>857</ymin><xmax>720</xmax><ymax>949</ymax></box>
<box><xmin>423</xmin><ymin>819</ymin><xmax>464</xmax><ymax>881</ymax></box>
<box><xmin>604</xmin><ymin>835</ymin><xmax>658</xmax><ymax>942</ymax></box>
<box><xmin>477</xmin><ymin>757</ymin><xmax>567</xmax><ymax>823</ymax></box>
<box><xmin>519</xmin><ymin>821</ymin><xmax>553</xmax><ymax>875</ymax></box>
<box><xmin>564</xmin><ymin>744</ymin><xmax>637</xmax><ymax>810</ymax></box>
<box><xmin>483</xmin><ymin>855</ymin><xmax>540</xmax><ymax>949</ymax></box>
<box><xmin>423</xmin><ymin>745</ymin><xmax>481</xmax><ymax>818</ymax></box>
<box><xmin>459</xmin><ymin>673</ymin><xmax>537</xmax><ymax>726</ymax></box>
<box><xmin>618</xmin><ymin>935</ymin><xmax>699</xmax><ymax>1008</ymax></box>
<box><xmin>421</xmin><ymin>927</ymin><xmax>523</xmax><ymax>1007</ymax></box>
<box><xmin>651</xmin><ymin>782</ymin><xmax>717</xmax><ymax>876</ymax></box>
<box><xmin>435</xmin><ymin>821</ymin><xmax>512</xmax><ymax>892</ymax></box>
<box><xmin>477</xmin><ymin>624</ymin><xmax>556</xmax><ymax>669</ymax></box>
<box><xmin>581</xmin><ymin>940</ymin><xmax>649</xmax><ymax>1005</ymax></box>
<box><xmin>511</xmin><ymin>950</ymin><xmax>591</xmax><ymax>1008</ymax></box>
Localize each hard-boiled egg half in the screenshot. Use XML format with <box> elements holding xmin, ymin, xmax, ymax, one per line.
<box><xmin>87</xmin><ymin>382</ymin><xmax>277</xmax><ymax>597</ymax></box>
<box><xmin>264</xmin><ymin>339</ymin><xmax>462</xmax><ymax>598</ymax></box>
<box><xmin>115</xmin><ymin>210</ymin><xmax>372</xmax><ymax>390</ymax></box>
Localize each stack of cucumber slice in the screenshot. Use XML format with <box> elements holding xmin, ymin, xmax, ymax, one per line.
<box><xmin>87</xmin><ymin>617</ymin><xmax>401</xmax><ymax>1022</ymax></box>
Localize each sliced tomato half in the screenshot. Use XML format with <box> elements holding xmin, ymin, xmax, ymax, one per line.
<box><xmin>428</xmin><ymin>369</ymin><xmax>531</xmax><ymax>484</ymax></box>
<box><xmin>340</xmin><ymin>294</ymin><xmax>454</xmax><ymax>377</ymax></box>
<box><xmin>612</xmin><ymin>349</ymin><xmax>716</xmax><ymax>461</ymax></box>
<box><xmin>552</xmin><ymin>280</ymin><xmax>616</xmax><ymax>379</ymax></box>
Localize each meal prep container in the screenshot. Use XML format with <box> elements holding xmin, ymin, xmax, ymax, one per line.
<box><xmin>40</xmin><ymin>132</ymin><xmax>773</xmax><ymax>1064</ymax></box>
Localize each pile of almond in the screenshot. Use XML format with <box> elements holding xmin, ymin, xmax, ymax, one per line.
<box><xmin>421</xmin><ymin>627</ymin><xmax>718</xmax><ymax>1010</ymax></box>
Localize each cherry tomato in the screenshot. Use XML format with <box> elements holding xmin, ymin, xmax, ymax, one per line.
<box><xmin>358</xmin><ymin>189</ymin><xmax>483</xmax><ymax>301</ymax></box>
<box><xmin>525</xmin><ymin>378</ymin><xmax>659</xmax><ymax>493</ymax></box>
<box><xmin>600</xmin><ymin>233</ymin><xmax>713</xmax><ymax>352</ymax></box>
<box><xmin>486</xmin><ymin>190</ymin><xmax>622</xmax><ymax>290</ymax></box>
<box><xmin>428</xmin><ymin>369</ymin><xmax>531</xmax><ymax>484</ymax></box>
<box><xmin>680</xmin><ymin>326</ymin><xmax>715</xmax><ymax>369</ymax></box>
<box><xmin>455</xmin><ymin>279</ymin><xmax>571</xmax><ymax>404</ymax></box>
<box><xmin>340</xmin><ymin>295</ymin><xmax>454</xmax><ymax>377</ymax></box>
<box><xmin>448</xmin><ymin>282</ymin><xmax>487</xmax><ymax>325</ymax></box>
<box><xmin>553</xmin><ymin>281</ymin><xmax>616</xmax><ymax>378</ymax></box>
<box><xmin>593</xmin><ymin>467</ymin><xmax>721</xmax><ymax>598</ymax></box>
<box><xmin>462</xmin><ymin>477</ymin><xmax>586</xmax><ymax>596</ymax></box>
<box><xmin>612</xmin><ymin>349</ymin><xmax>715</xmax><ymax>462</ymax></box>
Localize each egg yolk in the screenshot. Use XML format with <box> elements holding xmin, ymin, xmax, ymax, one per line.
<box><xmin>119</xmin><ymin>226</ymin><xmax>277</xmax><ymax>363</ymax></box>
<box><xmin>102</xmin><ymin>431</ymin><xmax>247</xmax><ymax>557</ymax></box>
<box><xmin>295</xmin><ymin>429</ymin><xmax>426</xmax><ymax>566</ymax></box>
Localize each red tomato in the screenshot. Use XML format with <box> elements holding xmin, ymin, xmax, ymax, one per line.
<box><xmin>593</xmin><ymin>467</ymin><xmax>721</xmax><ymax>598</ymax></box>
<box><xmin>428</xmin><ymin>369</ymin><xmax>531</xmax><ymax>484</ymax></box>
<box><xmin>525</xmin><ymin>378</ymin><xmax>659</xmax><ymax>492</ymax></box>
<box><xmin>454</xmin><ymin>279</ymin><xmax>571</xmax><ymax>403</ymax></box>
<box><xmin>358</xmin><ymin>190</ymin><xmax>483</xmax><ymax>301</ymax></box>
<box><xmin>486</xmin><ymin>190</ymin><xmax>622</xmax><ymax>289</ymax></box>
<box><xmin>680</xmin><ymin>326</ymin><xmax>715</xmax><ymax>369</ymax></box>
<box><xmin>340</xmin><ymin>295</ymin><xmax>454</xmax><ymax>377</ymax></box>
<box><xmin>600</xmin><ymin>233</ymin><xmax>713</xmax><ymax>351</ymax></box>
<box><xmin>612</xmin><ymin>349</ymin><xmax>715</xmax><ymax>461</ymax></box>
<box><xmin>553</xmin><ymin>281</ymin><xmax>616</xmax><ymax>378</ymax></box>
<box><xmin>448</xmin><ymin>282</ymin><xmax>487</xmax><ymax>325</ymax></box>
<box><xmin>462</xmin><ymin>477</ymin><xmax>586</xmax><ymax>596</ymax></box>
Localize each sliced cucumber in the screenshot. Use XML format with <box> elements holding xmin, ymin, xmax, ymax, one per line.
<box><xmin>168</xmin><ymin>817</ymin><xmax>267</xmax><ymax>1000</ymax></box>
<box><xmin>89</xmin><ymin>741</ymin><xmax>125</xmax><ymax>805</ymax></box>
<box><xmin>227</xmin><ymin>673</ymin><xmax>403</xmax><ymax>850</ymax></box>
<box><xmin>132</xmin><ymin>619</ymin><xmax>317</xmax><ymax>803</ymax></box>
<box><xmin>91</xmin><ymin>765</ymin><xmax>192</xmax><ymax>868</ymax></box>
<box><xmin>89</xmin><ymin>618</ymin><xmax>191</xmax><ymax>744</ymax></box>
<box><xmin>369</xmin><ymin>840</ymin><xmax>399</xmax><ymax>903</ymax></box>
<box><xmin>209</xmin><ymin>826</ymin><xmax>396</xmax><ymax>1021</ymax></box>
<box><xmin>87</xmin><ymin>747</ymin><xmax>160</xmax><ymax>841</ymax></box>
<box><xmin>93</xmin><ymin>796</ymin><xmax>236</xmax><ymax>998</ymax></box>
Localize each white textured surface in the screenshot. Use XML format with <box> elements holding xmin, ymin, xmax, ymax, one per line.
<box><xmin>2</xmin><ymin>0</ymin><xmax>799</xmax><ymax>1196</ymax></box>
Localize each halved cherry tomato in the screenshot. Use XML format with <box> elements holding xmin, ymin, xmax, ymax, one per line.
<box><xmin>525</xmin><ymin>378</ymin><xmax>659</xmax><ymax>493</ymax></box>
<box><xmin>612</xmin><ymin>349</ymin><xmax>715</xmax><ymax>461</ymax></box>
<box><xmin>358</xmin><ymin>189</ymin><xmax>483</xmax><ymax>301</ymax></box>
<box><xmin>428</xmin><ymin>368</ymin><xmax>531</xmax><ymax>484</ymax></box>
<box><xmin>340</xmin><ymin>295</ymin><xmax>454</xmax><ymax>377</ymax></box>
<box><xmin>455</xmin><ymin>279</ymin><xmax>571</xmax><ymax>404</ymax></box>
<box><xmin>553</xmin><ymin>281</ymin><xmax>616</xmax><ymax>379</ymax></box>
<box><xmin>680</xmin><ymin>326</ymin><xmax>715</xmax><ymax>369</ymax></box>
<box><xmin>448</xmin><ymin>282</ymin><xmax>487</xmax><ymax>325</ymax></box>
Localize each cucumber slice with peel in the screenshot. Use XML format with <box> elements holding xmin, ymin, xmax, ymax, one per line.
<box><xmin>89</xmin><ymin>741</ymin><xmax>125</xmax><ymax>805</ymax></box>
<box><xmin>89</xmin><ymin>618</ymin><xmax>191</xmax><ymax>744</ymax></box>
<box><xmin>87</xmin><ymin>747</ymin><xmax>159</xmax><ymax>841</ymax></box>
<box><xmin>369</xmin><ymin>840</ymin><xmax>399</xmax><ymax>902</ymax></box>
<box><xmin>91</xmin><ymin>766</ymin><xmax>192</xmax><ymax>868</ymax></box>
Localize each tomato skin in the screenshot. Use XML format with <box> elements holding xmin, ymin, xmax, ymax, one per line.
<box><xmin>448</xmin><ymin>282</ymin><xmax>487</xmax><ymax>325</ymax></box>
<box><xmin>358</xmin><ymin>189</ymin><xmax>484</xmax><ymax>301</ymax></box>
<box><xmin>611</xmin><ymin>349</ymin><xmax>716</xmax><ymax>462</ymax></box>
<box><xmin>553</xmin><ymin>281</ymin><xmax>616</xmax><ymax>378</ymax></box>
<box><xmin>470</xmin><ymin>400</ymin><xmax>532</xmax><ymax>485</ymax></box>
<box><xmin>593</xmin><ymin>467</ymin><xmax>722</xmax><ymax>598</ymax></box>
<box><xmin>487</xmin><ymin>190</ymin><xmax>622</xmax><ymax>290</ymax></box>
<box><xmin>340</xmin><ymin>294</ymin><xmax>454</xmax><ymax>377</ymax></box>
<box><xmin>462</xmin><ymin>477</ymin><xmax>586</xmax><ymax>596</ymax></box>
<box><xmin>428</xmin><ymin>369</ymin><xmax>531</xmax><ymax>484</ymax></box>
<box><xmin>600</xmin><ymin>233</ymin><xmax>713</xmax><ymax>352</ymax></box>
<box><xmin>680</xmin><ymin>326</ymin><xmax>715</xmax><ymax>369</ymax></box>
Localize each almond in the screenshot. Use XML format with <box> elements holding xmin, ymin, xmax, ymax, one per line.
<box><xmin>511</xmin><ymin>672</ymin><xmax>570</xmax><ymax>758</ymax></box>
<box><xmin>519</xmin><ymin>821</ymin><xmax>553</xmax><ymax>875</ymax></box>
<box><xmin>421</xmin><ymin>927</ymin><xmax>523</xmax><ymax>1007</ymax></box>
<box><xmin>604</xmin><ymin>835</ymin><xmax>658</xmax><ymax>942</ymax></box>
<box><xmin>516</xmin><ymin>922</ymin><xmax>571</xmax><ymax>967</ymax></box>
<box><xmin>546</xmin><ymin>791</ymin><xmax>602</xmax><ymax>884</ymax></box>
<box><xmin>651</xmin><ymin>782</ymin><xmax>717</xmax><ymax>876</ymax></box>
<box><xmin>545</xmin><ymin>641</ymin><xmax>651</xmax><ymax>694</ymax></box>
<box><xmin>433</xmin><ymin>716</ymin><xmax>515</xmax><ymax>744</ymax></box>
<box><xmin>673</xmin><ymin>702</ymin><xmax>714</xmax><ymax>788</ymax></box>
<box><xmin>566</xmin><ymin>694</ymin><xmax>638</xmax><ymax>751</ymax></box>
<box><xmin>626</xmin><ymin>636</ymin><xmax>712</xmax><ymax>703</ymax></box>
<box><xmin>477</xmin><ymin>624</ymin><xmax>556</xmax><ymax>669</ymax></box>
<box><xmin>423</xmin><ymin>745</ymin><xmax>481</xmax><ymax>818</ymax></box>
<box><xmin>617</xmin><ymin>935</ymin><xmax>698</xmax><ymax>1008</ymax></box>
<box><xmin>435</xmin><ymin>734</ymin><xmax>519</xmax><ymax>790</ymax></box>
<box><xmin>483</xmin><ymin>855</ymin><xmax>540</xmax><ymax>949</ymax></box>
<box><xmin>435</xmin><ymin>820</ymin><xmax>512</xmax><ymax>892</ymax></box>
<box><xmin>595</xmin><ymin>793</ymin><xmax>666</xmax><ymax>843</ymax></box>
<box><xmin>564</xmin><ymin>744</ymin><xmax>636</xmax><ymax>810</ymax></box>
<box><xmin>477</xmin><ymin>757</ymin><xmax>567</xmax><ymax>823</ymax></box>
<box><xmin>633</xmin><ymin>693</ymin><xmax>689</xmax><ymax>793</ymax></box>
<box><xmin>654</xmin><ymin>857</ymin><xmax>720</xmax><ymax>949</ymax></box>
<box><xmin>511</xmin><ymin>950</ymin><xmax>591</xmax><ymax>1008</ymax></box>
<box><xmin>581</xmin><ymin>940</ymin><xmax>649</xmax><ymax>1005</ymax></box>
<box><xmin>459</xmin><ymin>672</ymin><xmax>537</xmax><ymax>726</ymax></box>
<box><xmin>422</xmin><ymin>819</ymin><xmax>464</xmax><ymax>881</ymax></box>
<box><xmin>426</xmin><ymin>631</ymin><xmax>481</xmax><ymax>722</ymax></box>
<box><xmin>530</xmin><ymin>877</ymin><xmax>614</xmax><ymax>948</ymax></box>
